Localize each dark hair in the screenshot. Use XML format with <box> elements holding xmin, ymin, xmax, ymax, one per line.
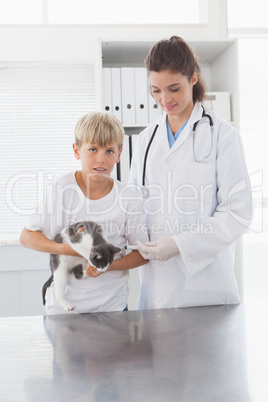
<box><xmin>145</xmin><ymin>36</ymin><xmax>206</xmax><ymax>103</ymax></box>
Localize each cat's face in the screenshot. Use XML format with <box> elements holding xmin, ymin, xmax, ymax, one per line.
<box><xmin>89</xmin><ymin>244</ymin><xmax>121</xmax><ymax>271</ymax></box>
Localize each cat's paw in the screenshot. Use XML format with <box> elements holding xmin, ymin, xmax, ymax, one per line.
<box><xmin>67</xmin><ymin>304</ymin><xmax>76</xmax><ymax>312</ymax></box>
<box><xmin>59</xmin><ymin>299</ymin><xmax>76</xmax><ymax>311</ymax></box>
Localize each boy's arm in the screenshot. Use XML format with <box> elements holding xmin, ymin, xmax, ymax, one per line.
<box><xmin>20</xmin><ymin>227</ymin><xmax>80</xmax><ymax>256</ymax></box>
<box><xmin>86</xmin><ymin>251</ymin><xmax>147</xmax><ymax>277</ymax></box>
<box><xmin>109</xmin><ymin>250</ymin><xmax>147</xmax><ymax>271</ymax></box>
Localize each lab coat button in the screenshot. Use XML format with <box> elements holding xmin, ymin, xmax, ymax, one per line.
<box><xmin>166</xmin><ymin>157</ymin><xmax>171</xmax><ymax>163</ymax></box>
<box><xmin>157</xmin><ymin>297</ymin><xmax>163</xmax><ymax>302</ymax></box>
<box><xmin>158</xmin><ymin>261</ymin><xmax>163</xmax><ymax>266</ymax></box>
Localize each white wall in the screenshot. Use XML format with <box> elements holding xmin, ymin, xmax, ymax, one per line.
<box><xmin>0</xmin><ymin>16</ymin><xmax>228</xmax><ymax>63</ymax></box>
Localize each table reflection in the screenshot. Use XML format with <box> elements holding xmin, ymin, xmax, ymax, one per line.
<box><xmin>22</xmin><ymin>306</ymin><xmax>254</xmax><ymax>401</ymax></box>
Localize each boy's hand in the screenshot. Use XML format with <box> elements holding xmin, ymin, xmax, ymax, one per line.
<box><xmin>86</xmin><ymin>262</ymin><xmax>104</xmax><ymax>278</ymax></box>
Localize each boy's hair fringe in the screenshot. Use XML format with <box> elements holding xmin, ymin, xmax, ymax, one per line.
<box><xmin>75</xmin><ymin>111</ymin><xmax>125</xmax><ymax>149</ymax></box>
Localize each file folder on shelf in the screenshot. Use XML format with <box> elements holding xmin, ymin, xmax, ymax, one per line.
<box><xmin>118</xmin><ymin>135</ymin><xmax>130</xmax><ymax>184</ymax></box>
<box><xmin>102</xmin><ymin>68</ymin><xmax>112</xmax><ymax>113</ymax></box>
<box><xmin>148</xmin><ymin>94</ymin><xmax>162</xmax><ymax>123</ymax></box>
<box><xmin>121</xmin><ymin>67</ymin><xmax>136</xmax><ymax>126</ymax></box>
<box><xmin>134</xmin><ymin>68</ymin><xmax>149</xmax><ymax>125</ymax></box>
<box><xmin>111</xmin><ymin>68</ymin><xmax>122</xmax><ymax>121</ymax></box>
<box><xmin>130</xmin><ymin>134</ymin><xmax>139</xmax><ymax>165</ymax></box>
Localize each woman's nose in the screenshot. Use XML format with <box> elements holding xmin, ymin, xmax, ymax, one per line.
<box><xmin>161</xmin><ymin>91</ymin><xmax>172</xmax><ymax>104</ymax></box>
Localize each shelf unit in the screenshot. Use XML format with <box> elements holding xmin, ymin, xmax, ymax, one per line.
<box><xmin>100</xmin><ymin>38</ymin><xmax>240</xmax><ymax>131</ymax></box>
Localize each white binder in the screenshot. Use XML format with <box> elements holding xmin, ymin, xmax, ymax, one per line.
<box><xmin>148</xmin><ymin>94</ymin><xmax>162</xmax><ymax>123</ymax></box>
<box><xmin>130</xmin><ymin>134</ymin><xmax>139</xmax><ymax>166</ymax></box>
<box><xmin>102</xmin><ymin>68</ymin><xmax>112</xmax><ymax>113</ymax></box>
<box><xmin>203</xmin><ymin>92</ymin><xmax>231</xmax><ymax>122</ymax></box>
<box><xmin>111</xmin><ymin>68</ymin><xmax>122</xmax><ymax>121</ymax></box>
<box><xmin>121</xmin><ymin>67</ymin><xmax>136</xmax><ymax>126</ymax></box>
<box><xmin>134</xmin><ymin>68</ymin><xmax>149</xmax><ymax>125</ymax></box>
<box><xmin>119</xmin><ymin>135</ymin><xmax>130</xmax><ymax>184</ymax></box>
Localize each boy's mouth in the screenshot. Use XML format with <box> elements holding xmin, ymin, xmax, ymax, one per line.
<box><xmin>93</xmin><ymin>168</ymin><xmax>106</xmax><ymax>172</ymax></box>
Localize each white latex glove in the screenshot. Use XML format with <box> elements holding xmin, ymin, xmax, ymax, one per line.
<box><xmin>136</xmin><ymin>237</ymin><xmax>179</xmax><ymax>261</ymax></box>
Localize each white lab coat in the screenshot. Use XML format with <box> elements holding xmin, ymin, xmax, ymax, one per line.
<box><xmin>129</xmin><ymin>102</ymin><xmax>252</xmax><ymax>309</ymax></box>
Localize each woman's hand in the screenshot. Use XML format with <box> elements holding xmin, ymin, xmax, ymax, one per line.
<box><xmin>136</xmin><ymin>237</ymin><xmax>179</xmax><ymax>261</ymax></box>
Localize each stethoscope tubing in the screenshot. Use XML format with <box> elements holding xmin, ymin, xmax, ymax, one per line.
<box><xmin>142</xmin><ymin>124</ymin><xmax>159</xmax><ymax>186</ymax></box>
<box><xmin>142</xmin><ymin>106</ymin><xmax>213</xmax><ymax>187</ymax></box>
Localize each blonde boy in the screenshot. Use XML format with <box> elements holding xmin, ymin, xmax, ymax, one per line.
<box><xmin>20</xmin><ymin>112</ymin><xmax>148</xmax><ymax>315</ymax></box>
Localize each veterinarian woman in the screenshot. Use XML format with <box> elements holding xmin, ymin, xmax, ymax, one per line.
<box><xmin>129</xmin><ymin>36</ymin><xmax>252</xmax><ymax>310</ymax></box>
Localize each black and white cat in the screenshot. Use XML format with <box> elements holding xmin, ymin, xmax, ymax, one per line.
<box><xmin>42</xmin><ymin>221</ymin><xmax>121</xmax><ymax>312</ymax></box>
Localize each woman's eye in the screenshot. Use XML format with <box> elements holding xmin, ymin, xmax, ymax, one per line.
<box><xmin>152</xmin><ymin>90</ymin><xmax>160</xmax><ymax>94</ymax></box>
<box><xmin>170</xmin><ymin>88</ymin><xmax>179</xmax><ymax>93</ymax></box>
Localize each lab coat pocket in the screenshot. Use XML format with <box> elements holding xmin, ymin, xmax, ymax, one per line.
<box><xmin>184</xmin><ymin>246</ymin><xmax>236</xmax><ymax>292</ymax></box>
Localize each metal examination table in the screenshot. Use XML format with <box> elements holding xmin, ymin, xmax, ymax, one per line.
<box><xmin>0</xmin><ymin>304</ymin><xmax>267</xmax><ymax>401</ymax></box>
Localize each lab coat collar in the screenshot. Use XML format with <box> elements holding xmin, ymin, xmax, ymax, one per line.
<box><xmin>173</xmin><ymin>102</ymin><xmax>204</xmax><ymax>149</ymax></box>
<box><xmin>155</xmin><ymin>102</ymin><xmax>203</xmax><ymax>155</ymax></box>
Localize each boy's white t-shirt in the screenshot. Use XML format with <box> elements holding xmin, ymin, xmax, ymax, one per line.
<box><xmin>25</xmin><ymin>172</ymin><xmax>148</xmax><ymax>315</ymax></box>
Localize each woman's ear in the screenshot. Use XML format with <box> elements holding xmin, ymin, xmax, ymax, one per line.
<box><xmin>191</xmin><ymin>72</ymin><xmax>198</xmax><ymax>86</ymax></box>
<box><xmin>73</xmin><ymin>143</ymin><xmax>80</xmax><ymax>160</ymax></box>
<box><xmin>116</xmin><ymin>147</ymin><xmax>123</xmax><ymax>163</ymax></box>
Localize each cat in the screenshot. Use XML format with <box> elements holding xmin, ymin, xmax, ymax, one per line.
<box><xmin>42</xmin><ymin>221</ymin><xmax>121</xmax><ymax>312</ymax></box>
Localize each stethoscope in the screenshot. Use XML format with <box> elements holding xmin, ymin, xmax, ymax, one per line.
<box><xmin>141</xmin><ymin>106</ymin><xmax>214</xmax><ymax>198</ymax></box>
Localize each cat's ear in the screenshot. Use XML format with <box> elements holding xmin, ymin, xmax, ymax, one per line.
<box><xmin>69</xmin><ymin>232</ymin><xmax>82</xmax><ymax>244</ymax></box>
<box><xmin>76</xmin><ymin>226</ymin><xmax>85</xmax><ymax>234</ymax></box>
<box><xmin>109</xmin><ymin>245</ymin><xmax>121</xmax><ymax>254</ymax></box>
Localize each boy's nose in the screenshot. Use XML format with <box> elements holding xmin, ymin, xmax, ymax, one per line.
<box><xmin>97</xmin><ymin>151</ymin><xmax>106</xmax><ymax>163</ymax></box>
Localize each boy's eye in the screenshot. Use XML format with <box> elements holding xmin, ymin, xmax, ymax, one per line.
<box><xmin>106</xmin><ymin>149</ymin><xmax>114</xmax><ymax>154</ymax></box>
<box><xmin>89</xmin><ymin>148</ymin><xmax>97</xmax><ymax>152</ymax></box>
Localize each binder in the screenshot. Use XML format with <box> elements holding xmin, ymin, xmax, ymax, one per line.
<box><xmin>111</xmin><ymin>68</ymin><xmax>122</xmax><ymax>121</ymax></box>
<box><xmin>203</xmin><ymin>92</ymin><xmax>231</xmax><ymax>121</ymax></box>
<box><xmin>148</xmin><ymin>94</ymin><xmax>162</xmax><ymax>123</ymax></box>
<box><xmin>134</xmin><ymin>68</ymin><xmax>149</xmax><ymax>125</ymax></box>
<box><xmin>121</xmin><ymin>67</ymin><xmax>136</xmax><ymax>126</ymax></box>
<box><xmin>102</xmin><ymin>68</ymin><xmax>112</xmax><ymax>113</ymax></box>
<box><xmin>118</xmin><ymin>135</ymin><xmax>130</xmax><ymax>184</ymax></box>
<box><xmin>130</xmin><ymin>134</ymin><xmax>139</xmax><ymax>166</ymax></box>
